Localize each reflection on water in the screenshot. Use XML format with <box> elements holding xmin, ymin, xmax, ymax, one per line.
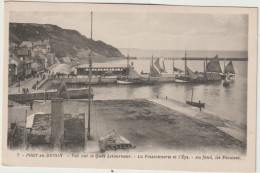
<box><xmin>68</xmin><ymin>60</ymin><xmax>248</xmax><ymax>131</ymax></box>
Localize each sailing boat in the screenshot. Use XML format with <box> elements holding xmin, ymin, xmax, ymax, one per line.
<box><xmin>117</xmin><ymin>52</ymin><xmax>134</xmax><ymax>84</ymax></box>
<box><xmin>187</xmin><ymin>67</ymin><xmax>207</xmax><ymax>83</ymax></box>
<box><xmin>224</xmin><ymin>61</ymin><xmax>235</xmax><ymax>80</ymax></box>
<box><xmin>175</xmin><ymin>51</ymin><xmax>207</xmax><ymax>83</ymax></box>
<box><xmin>149</xmin><ymin>56</ymin><xmax>168</xmax><ymax>77</ymax></box>
<box><xmin>117</xmin><ymin>52</ymin><xmax>143</xmax><ymax>84</ymax></box>
<box><xmin>175</xmin><ymin>51</ymin><xmax>191</xmax><ymax>83</ymax></box>
<box><xmin>205</xmin><ymin>55</ymin><xmax>222</xmax><ymax>81</ymax></box>
<box><xmin>186</xmin><ymin>88</ymin><xmax>205</xmax><ymax>108</ymax></box>
<box><xmin>117</xmin><ymin>66</ymin><xmax>142</xmax><ymax>84</ymax></box>
<box><xmin>172</xmin><ymin>60</ymin><xmax>184</xmax><ymax>74</ymax></box>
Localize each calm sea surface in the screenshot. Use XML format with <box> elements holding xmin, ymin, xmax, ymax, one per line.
<box><xmin>88</xmin><ymin>59</ymin><xmax>247</xmax><ymax>130</ymax></box>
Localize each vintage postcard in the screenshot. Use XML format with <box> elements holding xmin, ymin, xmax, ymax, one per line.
<box><xmin>2</xmin><ymin>1</ymin><xmax>257</xmax><ymax>172</ymax></box>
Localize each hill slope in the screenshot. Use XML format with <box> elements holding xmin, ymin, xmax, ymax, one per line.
<box><xmin>9</xmin><ymin>23</ymin><xmax>124</xmax><ymax>61</ymax></box>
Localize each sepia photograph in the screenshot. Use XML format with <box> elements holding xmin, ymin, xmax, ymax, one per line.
<box><xmin>2</xmin><ymin>2</ymin><xmax>257</xmax><ymax>172</ymax></box>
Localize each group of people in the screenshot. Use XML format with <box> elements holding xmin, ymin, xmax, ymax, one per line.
<box><xmin>157</xmin><ymin>95</ymin><xmax>168</xmax><ymax>99</ymax></box>
<box><xmin>22</xmin><ymin>88</ymin><xmax>29</xmax><ymax>94</ymax></box>
<box><xmin>52</xmin><ymin>72</ymin><xmax>77</xmax><ymax>79</ymax></box>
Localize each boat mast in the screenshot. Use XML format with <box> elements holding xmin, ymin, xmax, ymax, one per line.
<box><xmin>172</xmin><ymin>59</ymin><xmax>175</xmax><ymax>74</ymax></box>
<box><xmin>149</xmin><ymin>53</ymin><xmax>153</xmax><ymax>80</ymax></box>
<box><xmin>205</xmin><ymin>56</ymin><xmax>208</xmax><ymax>71</ymax></box>
<box><xmin>126</xmin><ymin>48</ymin><xmax>130</xmax><ymax>79</ymax></box>
<box><xmin>87</xmin><ymin>11</ymin><xmax>93</xmax><ymax>140</ymax></box>
<box><xmin>224</xmin><ymin>61</ymin><xmax>226</xmax><ymax>74</ymax></box>
<box><xmin>204</xmin><ymin>58</ymin><xmax>206</xmax><ymax>78</ymax></box>
<box><xmin>191</xmin><ymin>88</ymin><xmax>193</xmax><ymax>102</ymax></box>
<box><xmin>127</xmin><ymin>48</ymin><xmax>130</xmax><ymax>68</ymax></box>
<box><xmin>184</xmin><ymin>51</ymin><xmax>187</xmax><ymax>75</ymax></box>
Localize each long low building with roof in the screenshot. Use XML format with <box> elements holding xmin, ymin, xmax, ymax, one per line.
<box><xmin>76</xmin><ymin>63</ymin><xmax>129</xmax><ymax>76</ymax></box>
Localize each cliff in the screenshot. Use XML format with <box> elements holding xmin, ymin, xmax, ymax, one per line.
<box><xmin>9</xmin><ymin>23</ymin><xmax>124</xmax><ymax>62</ymax></box>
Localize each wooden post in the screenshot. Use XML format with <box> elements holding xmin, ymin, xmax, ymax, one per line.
<box><xmin>87</xmin><ymin>12</ymin><xmax>93</xmax><ymax>140</ymax></box>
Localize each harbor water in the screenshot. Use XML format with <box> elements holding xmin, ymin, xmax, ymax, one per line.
<box><xmin>89</xmin><ymin>59</ymin><xmax>248</xmax><ymax>132</ymax></box>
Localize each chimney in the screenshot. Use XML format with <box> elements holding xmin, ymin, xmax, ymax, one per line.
<box><xmin>51</xmin><ymin>98</ymin><xmax>64</xmax><ymax>149</ymax></box>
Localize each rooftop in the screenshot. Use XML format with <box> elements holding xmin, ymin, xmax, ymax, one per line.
<box><xmin>77</xmin><ymin>63</ymin><xmax>127</xmax><ymax>69</ymax></box>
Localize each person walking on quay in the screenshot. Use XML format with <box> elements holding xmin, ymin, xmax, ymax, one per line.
<box><xmin>30</xmin><ymin>100</ymin><xmax>34</xmax><ymax>110</ymax></box>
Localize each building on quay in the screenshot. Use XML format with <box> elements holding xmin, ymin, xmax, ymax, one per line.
<box><xmin>76</xmin><ymin>63</ymin><xmax>129</xmax><ymax>76</ymax></box>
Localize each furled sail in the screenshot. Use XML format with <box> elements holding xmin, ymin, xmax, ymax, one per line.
<box><xmin>224</xmin><ymin>61</ymin><xmax>235</xmax><ymax>74</ymax></box>
<box><xmin>206</xmin><ymin>55</ymin><xmax>222</xmax><ymax>73</ymax></box>
<box><xmin>150</xmin><ymin>63</ymin><xmax>162</xmax><ymax>77</ymax></box>
<box><xmin>150</xmin><ymin>58</ymin><xmax>162</xmax><ymax>77</ymax></box>
<box><xmin>186</xmin><ymin>67</ymin><xmax>199</xmax><ymax>80</ymax></box>
<box><xmin>154</xmin><ymin>58</ymin><xmax>167</xmax><ymax>73</ymax></box>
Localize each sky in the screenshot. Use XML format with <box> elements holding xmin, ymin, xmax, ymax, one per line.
<box><xmin>10</xmin><ymin>11</ymin><xmax>248</xmax><ymax>51</ymax></box>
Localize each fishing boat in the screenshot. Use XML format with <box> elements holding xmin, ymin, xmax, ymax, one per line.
<box><xmin>186</xmin><ymin>67</ymin><xmax>207</xmax><ymax>83</ymax></box>
<box><xmin>117</xmin><ymin>79</ymin><xmax>134</xmax><ymax>84</ymax></box>
<box><xmin>223</xmin><ymin>73</ymin><xmax>234</xmax><ymax>87</ymax></box>
<box><xmin>175</xmin><ymin>78</ymin><xmax>190</xmax><ymax>83</ymax></box>
<box><xmin>175</xmin><ymin>51</ymin><xmax>191</xmax><ymax>83</ymax></box>
<box><xmin>149</xmin><ymin>56</ymin><xmax>176</xmax><ymax>82</ymax></box>
<box><xmin>175</xmin><ymin>52</ymin><xmax>207</xmax><ymax>83</ymax></box>
<box><xmin>223</xmin><ymin>61</ymin><xmax>235</xmax><ymax>80</ymax></box>
<box><xmin>186</xmin><ymin>89</ymin><xmax>205</xmax><ymax>108</ymax></box>
<box><xmin>117</xmin><ymin>52</ymin><xmax>142</xmax><ymax>85</ymax></box>
<box><xmin>205</xmin><ymin>55</ymin><xmax>222</xmax><ymax>81</ymax></box>
<box><xmin>223</xmin><ymin>79</ymin><xmax>230</xmax><ymax>87</ymax></box>
<box><xmin>117</xmin><ymin>65</ymin><xmax>147</xmax><ymax>84</ymax></box>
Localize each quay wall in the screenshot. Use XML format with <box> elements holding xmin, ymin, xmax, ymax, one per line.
<box><xmin>9</xmin><ymin>89</ymin><xmax>93</xmax><ymax>104</ymax></box>
<box><xmin>149</xmin><ymin>77</ymin><xmax>175</xmax><ymax>83</ymax></box>
<box><xmin>39</xmin><ymin>77</ymin><xmax>117</xmax><ymax>90</ymax></box>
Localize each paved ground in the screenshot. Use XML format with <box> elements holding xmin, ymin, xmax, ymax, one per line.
<box><xmin>9</xmin><ymin>75</ymin><xmax>48</xmax><ymax>94</ymax></box>
<box><xmin>8</xmin><ymin>99</ymin><xmax>246</xmax><ymax>153</ymax></box>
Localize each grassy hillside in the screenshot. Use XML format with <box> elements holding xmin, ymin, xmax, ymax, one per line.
<box><xmin>9</xmin><ymin>23</ymin><xmax>124</xmax><ymax>62</ymax></box>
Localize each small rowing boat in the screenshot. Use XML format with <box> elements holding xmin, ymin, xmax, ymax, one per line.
<box><xmin>186</xmin><ymin>88</ymin><xmax>205</xmax><ymax>108</ymax></box>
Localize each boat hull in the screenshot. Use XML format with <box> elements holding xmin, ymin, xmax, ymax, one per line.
<box><xmin>117</xmin><ymin>80</ymin><xmax>134</xmax><ymax>84</ymax></box>
<box><xmin>223</xmin><ymin>81</ymin><xmax>230</xmax><ymax>87</ymax></box>
<box><xmin>175</xmin><ymin>79</ymin><xmax>190</xmax><ymax>83</ymax></box>
<box><xmin>186</xmin><ymin>101</ymin><xmax>205</xmax><ymax>108</ymax></box>
<box><xmin>206</xmin><ymin>72</ymin><xmax>222</xmax><ymax>81</ymax></box>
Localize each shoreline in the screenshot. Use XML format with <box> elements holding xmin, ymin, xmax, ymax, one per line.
<box><xmin>148</xmin><ymin>98</ymin><xmax>246</xmax><ymax>143</ymax></box>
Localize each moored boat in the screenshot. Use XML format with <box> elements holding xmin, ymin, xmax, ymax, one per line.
<box><xmin>223</xmin><ymin>80</ymin><xmax>230</xmax><ymax>87</ymax></box>
<box><xmin>175</xmin><ymin>78</ymin><xmax>190</xmax><ymax>83</ymax></box>
<box><xmin>186</xmin><ymin>101</ymin><xmax>205</xmax><ymax>108</ymax></box>
<box><xmin>186</xmin><ymin>89</ymin><xmax>205</xmax><ymax>109</ymax></box>
<box><xmin>224</xmin><ymin>61</ymin><xmax>236</xmax><ymax>80</ymax></box>
<box><xmin>175</xmin><ymin>51</ymin><xmax>207</xmax><ymax>83</ymax></box>
<box><xmin>205</xmin><ymin>55</ymin><xmax>222</xmax><ymax>81</ymax></box>
<box><xmin>117</xmin><ymin>80</ymin><xmax>134</xmax><ymax>84</ymax></box>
